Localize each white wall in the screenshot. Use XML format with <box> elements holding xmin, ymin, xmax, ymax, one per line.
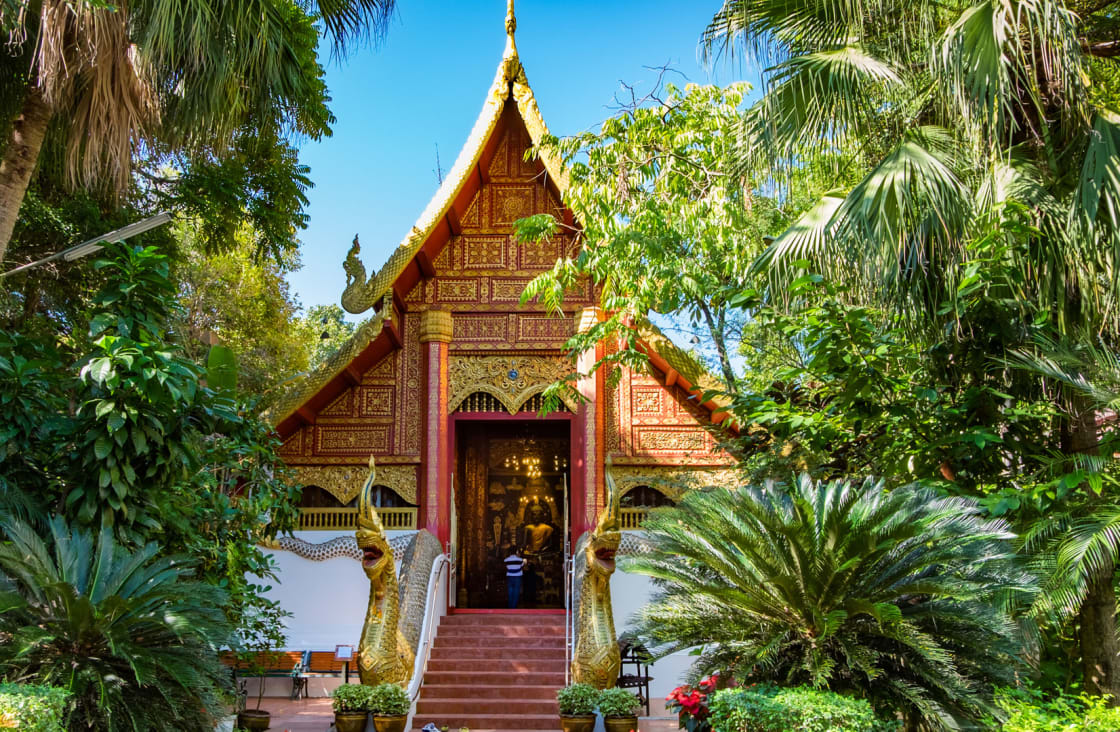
<box><xmin>262</xmin><ymin>530</ymin><xmax>414</xmax><ymax>652</ymax></box>
<box><xmin>612</xmin><ymin>558</ymin><xmax>692</xmax><ymax>717</ymax></box>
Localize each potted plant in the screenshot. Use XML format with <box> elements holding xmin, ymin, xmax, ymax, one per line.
<box><xmin>556</xmin><ymin>683</ymin><xmax>599</xmax><ymax>732</ymax></box>
<box><xmin>368</xmin><ymin>682</ymin><xmax>410</xmax><ymax>732</ymax></box>
<box><xmin>234</xmin><ymin>601</ymin><xmax>290</xmax><ymax>731</ymax></box>
<box><xmin>331</xmin><ymin>684</ymin><xmax>373</xmax><ymax>732</ymax></box>
<box><xmin>598</xmin><ymin>687</ymin><xmax>641</xmax><ymax>732</ymax></box>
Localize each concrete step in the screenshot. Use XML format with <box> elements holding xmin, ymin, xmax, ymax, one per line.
<box><xmin>409</xmin><ymin>712</ymin><xmax>559</xmax><ymax>729</ymax></box>
<box><xmin>438</xmin><ymin>623</ymin><xmax>565</xmax><ymax>638</ymax></box>
<box><xmin>433</xmin><ymin>634</ymin><xmax>565</xmax><ymax>649</ymax></box>
<box><xmin>419</xmin><ymin>683</ymin><xmax>558</xmax><ymax>700</ymax></box>
<box><xmin>416</xmin><ymin>697</ymin><xmax>558</xmax><ymax>716</ymax></box>
<box><xmin>427</xmin><ymin>657</ymin><xmax>564</xmax><ymax>674</ymax></box>
<box><xmin>442</xmin><ymin>612</ymin><xmax>565</xmax><ymax>627</ymax></box>
<box><xmin>427</xmin><ymin>646</ymin><xmax>565</xmax><ymax>661</ymax></box>
<box><xmin>423</xmin><ymin>669</ymin><xmax>566</xmax><ymax>686</ymax></box>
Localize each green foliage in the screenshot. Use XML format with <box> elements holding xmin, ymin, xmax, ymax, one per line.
<box><xmin>625</xmin><ymin>475</ymin><xmax>1028</xmax><ymax>728</ymax></box>
<box><xmin>0</xmin><ymin>516</ymin><xmax>233</xmax><ymax>731</ymax></box>
<box><xmin>331</xmin><ymin>684</ymin><xmax>374</xmax><ymax>713</ymax></box>
<box><xmin>708</xmin><ymin>685</ymin><xmax>884</xmax><ymax>732</ymax></box>
<box><xmin>367</xmin><ymin>683</ymin><xmax>409</xmax><ymax>716</ymax></box>
<box><xmin>990</xmin><ymin>686</ymin><xmax>1120</xmax><ymax>731</ymax></box>
<box><xmin>515</xmin><ymin>82</ymin><xmax>796</xmax><ymax>396</ymax></box>
<box><xmin>301</xmin><ymin>303</ymin><xmax>358</xmax><ymax>371</ymax></box>
<box><xmin>71</xmin><ymin>242</ymin><xmax>202</xmax><ymax>529</ymax></box>
<box><xmin>0</xmin><ymin>240</ymin><xmax>301</xmax><ymax>666</ymax></box>
<box><xmin>171</xmin><ymin>223</ymin><xmax>315</xmax><ymax>399</ymax></box>
<box><xmin>556</xmin><ymin>683</ymin><xmax>599</xmax><ymax>716</ymax></box>
<box><xmin>0</xmin><ymin>684</ymin><xmax>70</xmax><ymax>732</ymax></box>
<box><xmin>597</xmin><ymin>687</ymin><xmax>641</xmax><ymax>717</ymax></box>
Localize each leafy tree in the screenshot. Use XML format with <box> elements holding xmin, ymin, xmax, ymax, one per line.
<box><xmin>0</xmin><ymin>241</ymin><xmax>301</xmax><ymax>648</ymax></box>
<box><xmin>626</xmin><ymin>475</ymin><xmax>1029</xmax><ymax>729</ymax></box>
<box><xmin>702</xmin><ymin>0</ymin><xmax>1120</xmax><ymax>696</ymax></box>
<box><xmin>0</xmin><ymin>516</ymin><xmax>234</xmax><ymax>731</ymax></box>
<box><xmin>172</xmin><ymin>224</ymin><xmax>314</xmax><ymax>398</ymax></box>
<box><xmin>0</xmin><ymin>0</ymin><xmax>398</xmax><ymax>262</ymax></box>
<box><xmin>302</xmin><ymin>303</ymin><xmax>358</xmax><ymax>371</ymax></box>
<box><xmin>516</xmin><ymin>82</ymin><xmax>795</xmax><ymax>393</ymax></box>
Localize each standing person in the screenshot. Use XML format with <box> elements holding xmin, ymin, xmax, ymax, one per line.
<box><xmin>504</xmin><ymin>546</ymin><xmax>526</xmax><ymax>609</ymax></box>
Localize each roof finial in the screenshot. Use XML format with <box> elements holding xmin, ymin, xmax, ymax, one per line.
<box><xmin>505</xmin><ymin>0</ymin><xmax>516</xmax><ymax>37</ymax></box>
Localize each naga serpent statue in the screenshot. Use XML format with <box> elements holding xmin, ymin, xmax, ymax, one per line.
<box><xmin>355</xmin><ymin>456</ymin><xmax>415</xmax><ymax>686</ymax></box>
<box><xmin>571</xmin><ymin>461</ymin><xmax>623</xmax><ymax>688</ymax></box>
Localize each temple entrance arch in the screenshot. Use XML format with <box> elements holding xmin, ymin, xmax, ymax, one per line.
<box><xmin>451</xmin><ymin>416</ymin><xmax>573</xmax><ymax>609</ymax></box>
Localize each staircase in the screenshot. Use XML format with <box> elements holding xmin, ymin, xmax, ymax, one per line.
<box><xmin>412</xmin><ymin>611</ymin><xmax>565</xmax><ymax>731</ymax></box>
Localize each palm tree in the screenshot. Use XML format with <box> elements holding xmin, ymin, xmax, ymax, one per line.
<box><xmin>625</xmin><ymin>475</ymin><xmax>1031</xmax><ymax>730</ymax></box>
<box><xmin>701</xmin><ymin>0</ymin><xmax>1120</xmax><ymax>697</ymax></box>
<box><xmin>0</xmin><ymin>0</ymin><xmax>397</xmax><ymax>263</ymax></box>
<box><xmin>0</xmin><ymin>515</ymin><xmax>234</xmax><ymax>730</ymax></box>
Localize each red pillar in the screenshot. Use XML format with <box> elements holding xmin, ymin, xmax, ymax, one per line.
<box><xmin>419</xmin><ymin>309</ymin><xmax>453</xmax><ymax>546</ymax></box>
<box><xmin>573</xmin><ymin>307</ymin><xmax>605</xmax><ymax>537</ymax></box>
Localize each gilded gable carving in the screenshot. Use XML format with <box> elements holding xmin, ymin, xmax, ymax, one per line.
<box><xmin>315</xmin><ymin>425</ymin><xmax>391</xmax><ymax>455</ymax></box>
<box><xmin>448</xmin><ymin>355</ymin><xmax>580</xmax><ymax>414</ymax></box>
<box><xmin>293</xmin><ymin>464</ymin><xmax>417</xmax><ymax>505</ymax></box>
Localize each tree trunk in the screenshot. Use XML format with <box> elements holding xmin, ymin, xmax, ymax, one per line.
<box><xmin>1065</xmin><ymin>387</ymin><xmax>1120</xmax><ymax>702</ymax></box>
<box><xmin>1080</xmin><ymin>560</ymin><xmax>1120</xmax><ymax>700</ymax></box>
<box><xmin>698</xmin><ymin>300</ymin><xmax>738</xmax><ymax>394</ymax></box>
<box><xmin>0</xmin><ymin>88</ymin><xmax>53</xmax><ymax>265</ymax></box>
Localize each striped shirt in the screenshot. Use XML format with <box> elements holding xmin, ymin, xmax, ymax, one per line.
<box><xmin>504</xmin><ymin>554</ymin><xmax>525</xmax><ymax>577</ymax></box>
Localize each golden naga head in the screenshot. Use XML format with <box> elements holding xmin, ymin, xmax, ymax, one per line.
<box><xmin>356</xmin><ymin>455</ymin><xmax>393</xmax><ymax>581</ymax></box>
<box><xmin>586</xmin><ymin>457</ymin><xmax>622</xmax><ymax>578</ymax></box>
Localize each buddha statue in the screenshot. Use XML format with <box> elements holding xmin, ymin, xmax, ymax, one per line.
<box><xmin>522</xmin><ymin>501</ymin><xmax>554</xmax><ymax>554</ymax></box>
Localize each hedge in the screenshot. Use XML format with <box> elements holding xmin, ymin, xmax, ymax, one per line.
<box><xmin>708</xmin><ymin>685</ymin><xmax>884</xmax><ymax>732</ymax></box>
<box><xmin>0</xmin><ymin>683</ymin><xmax>70</xmax><ymax>732</ymax></box>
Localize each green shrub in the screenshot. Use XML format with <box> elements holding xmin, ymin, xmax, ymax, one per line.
<box><xmin>0</xmin><ymin>517</ymin><xmax>232</xmax><ymax>731</ymax></box>
<box><xmin>0</xmin><ymin>684</ymin><xmax>70</xmax><ymax>732</ymax></box>
<box><xmin>598</xmin><ymin>687</ymin><xmax>641</xmax><ymax>718</ymax></box>
<box><xmin>709</xmin><ymin>685</ymin><xmax>883</xmax><ymax>732</ymax></box>
<box><xmin>992</xmin><ymin>687</ymin><xmax>1120</xmax><ymax>731</ymax></box>
<box><xmin>368</xmin><ymin>683</ymin><xmax>410</xmax><ymax>716</ymax></box>
<box><xmin>556</xmin><ymin>683</ymin><xmax>599</xmax><ymax>716</ymax></box>
<box><xmin>332</xmin><ymin>684</ymin><xmax>373</xmax><ymax>713</ymax></box>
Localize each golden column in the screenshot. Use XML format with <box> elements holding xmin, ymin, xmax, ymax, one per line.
<box><xmin>419</xmin><ymin>309</ymin><xmax>453</xmax><ymax>545</ymax></box>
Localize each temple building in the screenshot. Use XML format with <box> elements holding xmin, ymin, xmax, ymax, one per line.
<box><xmin>262</xmin><ymin>2</ymin><xmax>736</xmax><ymax>718</ymax></box>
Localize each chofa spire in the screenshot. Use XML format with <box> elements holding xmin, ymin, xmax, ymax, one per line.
<box><xmin>505</xmin><ymin>0</ymin><xmax>516</xmax><ymax>37</ymax></box>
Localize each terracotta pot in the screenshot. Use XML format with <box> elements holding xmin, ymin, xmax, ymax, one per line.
<box><xmin>334</xmin><ymin>710</ymin><xmax>368</xmax><ymax>732</ymax></box>
<box><xmin>559</xmin><ymin>714</ymin><xmax>597</xmax><ymax>732</ymax></box>
<box><xmin>236</xmin><ymin>709</ymin><xmax>271</xmax><ymax>731</ymax></box>
<box><xmin>604</xmin><ymin>716</ymin><xmax>640</xmax><ymax>732</ymax></box>
<box><xmin>371</xmin><ymin>714</ymin><xmax>408</xmax><ymax>732</ymax></box>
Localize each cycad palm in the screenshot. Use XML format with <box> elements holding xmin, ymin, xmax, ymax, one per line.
<box><xmin>626</xmin><ymin>475</ymin><xmax>1029</xmax><ymax>729</ymax></box>
<box><xmin>0</xmin><ymin>515</ymin><xmax>234</xmax><ymax>731</ymax></box>
<box><xmin>703</xmin><ymin>0</ymin><xmax>1120</xmax><ymax>697</ymax></box>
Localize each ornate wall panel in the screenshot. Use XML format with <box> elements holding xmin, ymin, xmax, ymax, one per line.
<box><xmin>607</xmin><ymin>365</ymin><xmax>733</xmax><ymax>467</ymax></box>
<box><xmin>314</xmin><ymin>425</ymin><xmax>392</xmax><ymax>455</ymax></box>
<box><xmin>613</xmin><ymin>466</ymin><xmax>737</xmax><ymax>502</ymax></box>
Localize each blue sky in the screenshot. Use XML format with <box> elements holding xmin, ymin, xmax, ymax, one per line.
<box><xmin>290</xmin><ymin>0</ymin><xmax>760</xmax><ymax>315</ymax></box>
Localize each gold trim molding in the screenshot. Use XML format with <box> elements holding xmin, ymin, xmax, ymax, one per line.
<box><xmin>612</xmin><ymin>466</ymin><xmax>737</xmax><ymax>503</ymax></box>
<box><xmin>448</xmin><ymin>355</ymin><xmax>580</xmax><ymax>414</ymax></box>
<box><xmin>293</xmin><ymin>464</ymin><xmax>418</xmax><ymax>505</ymax></box>
<box><xmin>419</xmin><ymin>310</ymin><xmax>454</xmax><ymax>344</ymax></box>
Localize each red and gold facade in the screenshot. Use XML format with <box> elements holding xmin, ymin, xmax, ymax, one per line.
<box><xmin>270</xmin><ymin>13</ymin><xmax>734</xmax><ymax>564</ymax></box>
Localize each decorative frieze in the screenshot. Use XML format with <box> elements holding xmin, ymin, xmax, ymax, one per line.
<box><xmin>447</xmin><ymin>355</ymin><xmax>579</xmax><ymax>414</ymax></box>
<box><xmin>292</xmin><ymin>464</ymin><xmax>418</xmax><ymax>505</ymax></box>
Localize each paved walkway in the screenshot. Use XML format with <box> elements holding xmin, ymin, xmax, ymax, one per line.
<box><xmin>263</xmin><ymin>698</ymin><xmax>678</xmax><ymax>731</ymax></box>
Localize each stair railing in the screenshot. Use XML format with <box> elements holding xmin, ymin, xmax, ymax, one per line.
<box><xmin>404</xmin><ymin>551</ymin><xmax>450</xmax><ymax>731</ymax></box>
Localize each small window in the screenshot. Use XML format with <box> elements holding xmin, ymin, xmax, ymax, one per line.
<box><xmin>299</xmin><ymin>485</ymin><xmax>344</xmax><ymax>508</ymax></box>
<box><xmin>621</xmin><ymin>485</ymin><xmax>675</xmax><ymax>509</ymax></box>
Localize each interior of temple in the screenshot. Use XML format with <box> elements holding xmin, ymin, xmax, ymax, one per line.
<box><xmin>454</xmin><ymin>419</ymin><xmax>570</xmax><ymax>609</ymax></box>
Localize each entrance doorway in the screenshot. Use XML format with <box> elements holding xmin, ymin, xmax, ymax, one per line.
<box><xmin>454</xmin><ymin>420</ymin><xmax>570</xmax><ymax>609</ymax></box>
